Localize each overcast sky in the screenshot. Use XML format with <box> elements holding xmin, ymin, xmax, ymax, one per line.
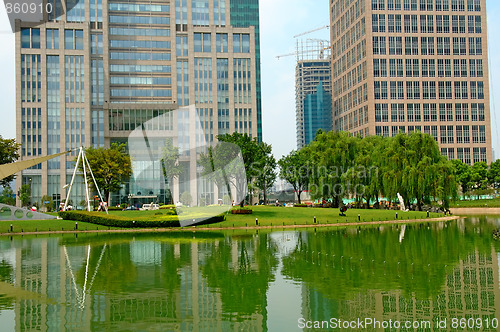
<box><xmin>0</xmin><ymin>1</ymin><xmax>498</xmax><ymax>161</ymax></box>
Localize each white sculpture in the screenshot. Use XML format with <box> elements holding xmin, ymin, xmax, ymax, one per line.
<box><xmin>397</xmin><ymin>193</ymin><xmax>409</xmax><ymax>211</ymax></box>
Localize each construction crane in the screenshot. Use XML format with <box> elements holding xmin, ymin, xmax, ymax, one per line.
<box><xmin>293</xmin><ymin>25</ymin><xmax>329</xmax><ymax>38</ymax></box>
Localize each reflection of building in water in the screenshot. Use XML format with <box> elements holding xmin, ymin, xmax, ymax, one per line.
<box><xmin>301</xmin><ymin>249</ymin><xmax>500</xmax><ymax>327</ymax></box>
<box><xmin>11</xmin><ymin>238</ymin><xmax>266</xmax><ymax>331</ymax></box>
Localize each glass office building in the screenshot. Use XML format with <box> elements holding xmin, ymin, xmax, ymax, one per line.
<box><xmin>15</xmin><ymin>0</ymin><xmax>261</xmax><ymax>208</ymax></box>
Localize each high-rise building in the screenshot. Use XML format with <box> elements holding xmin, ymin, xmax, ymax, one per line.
<box><xmin>330</xmin><ymin>0</ymin><xmax>492</xmax><ymax>165</ymax></box>
<box><xmin>295</xmin><ymin>40</ymin><xmax>332</xmax><ymax>149</ymax></box>
<box><xmin>15</xmin><ymin>0</ymin><xmax>261</xmax><ymax>207</ymax></box>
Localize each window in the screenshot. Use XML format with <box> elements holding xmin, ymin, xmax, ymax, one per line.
<box><xmin>21</xmin><ymin>28</ymin><xmax>40</xmax><ymax>49</ymax></box>
<box><xmin>233</xmin><ymin>33</ymin><xmax>250</xmax><ymax>53</ymax></box>
<box><xmin>46</xmin><ymin>29</ymin><xmax>59</xmax><ymax>49</ymax></box>
<box><xmin>216</xmin><ymin>33</ymin><xmax>228</xmax><ymax>53</ymax></box>
<box><xmin>64</xmin><ymin>29</ymin><xmax>84</xmax><ymax>50</ymax></box>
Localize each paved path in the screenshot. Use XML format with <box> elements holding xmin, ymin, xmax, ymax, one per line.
<box><xmin>450</xmin><ymin>208</ymin><xmax>500</xmax><ymax>215</ymax></box>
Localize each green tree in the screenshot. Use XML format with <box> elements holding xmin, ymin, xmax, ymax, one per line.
<box><xmin>303</xmin><ymin>131</ymin><xmax>357</xmax><ymax>207</ymax></box>
<box><xmin>41</xmin><ymin>195</ymin><xmax>53</xmax><ymax>212</ymax></box>
<box><xmin>160</xmin><ymin>139</ymin><xmax>183</xmax><ymax>204</ymax></box>
<box><xmin>0</xmin><ymin>186</ymin><xmax>15</xmax><ymax>206</ymax></box>
<box><xmin>0</xmin><ymin>136</ymin><xmax>20</xmax><ymax>188</ymax></box>
<box><xmin>199</xmin><ymin>141</ymin><xmax>247</xmax><ymax>205</ymax></box>
<box><xmin>488</xmin><ymin>159</ymin><xmax>500</xmax><ymax>192</ymax></box>
<box><xmin>381</xmin><ymin>132</ymin><xmax>457</xmax><ymax>210</ymax></box>
<box><xmin>180</xmin><ymin>191</ymin><xmax>192</xmax><ymax>206</ymax></box>
<box><xmin>451</xmin><ymin>159</ymin><xmax>473</xmax><ymax>198</ymax></box>
<box><xmin>215</xmin><ymin>133</ymin><xmax>261</xmax><ymax>204</ymax></box>
<box><xmin>19</xmin><ymin>184</ymin><xmax>31</xmax><ymax>207</ymax></box>
<box><xmin>78</xmin><ymin>143</ymin><xmax>133</xmax><ymax>205</ymax></box>
<box><xmin>278</xmin><ymin>149</ymin><xmax>310</xmax><ymax>204</ymax></box>
<box><xmin>470</xmin><ymin>161</ymin><xmax>489</xmax><ymax>198</ymax></box>
<box><xmin>343</xmin><ymin>135</ymin><xmax>385</xmax><ymax>208</ymax></box>
<box><xmin>252</xmin><ymin>142</ymin><xmax>277</xmax><ymax>205</ymax></box>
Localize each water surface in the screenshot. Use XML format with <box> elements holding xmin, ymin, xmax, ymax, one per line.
<box><xmin>0</xmin><ymin>217</ymin><xmax>499</xmax><ymax>331</ymax></box>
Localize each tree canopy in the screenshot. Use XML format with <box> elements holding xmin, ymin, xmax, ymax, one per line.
<box><xmin>78</xmin><ymin>143</ymin><xmax>133</xmax><ymax>204</ymax></box>
<box><xmin>0</xmin><ymin>136</ymin><xmax>20</xmax><ymax>188</ymax></box>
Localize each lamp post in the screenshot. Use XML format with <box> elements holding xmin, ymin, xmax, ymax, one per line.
<box><xmin>28</xmin><ymin>178</ymin><xmax>32</xmax><ymax>207</ymax></box>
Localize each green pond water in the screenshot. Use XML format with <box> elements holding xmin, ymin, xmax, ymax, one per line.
<box><xmin>0</xmin><ymin>216</ymin><xmax>499</xmax><ymax>331</ymax></box>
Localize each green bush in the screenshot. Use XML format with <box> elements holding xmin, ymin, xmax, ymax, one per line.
<box><xmin>294</xmin><ymin>204</ymin><xmax>309</xmax><ymax>207</ymax></box>
<box><xmin>59</xmin><ymin>211</ymin><xmax>181</xmax><ymax>228</ymax></box>
<box><xmin>58</xmin><ymin>211</ymin><xmax>225</xmax><ymax>228</ymax></box>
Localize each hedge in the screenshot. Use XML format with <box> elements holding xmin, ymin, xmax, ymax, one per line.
<box><xmin>58</xmin><ymin>211</ymin><xmax>225</xmax><ymax>228</ymax></box>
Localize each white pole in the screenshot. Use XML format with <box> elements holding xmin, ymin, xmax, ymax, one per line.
<box><xmin>83</xmin><ymin>152</ymin><xmax>108</xmax><ymax>214</ymax></box>
<box><xmin>81</xmin><ymin>149</ymin><xmax>91</xmax><ymax>212</ymax></box>
<box><xmin>64</xmin><ymin>148</ymin><xmax>82</xmax><ymax>211</ymax></box>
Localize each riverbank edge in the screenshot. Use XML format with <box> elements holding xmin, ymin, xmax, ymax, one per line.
<box><xmin>0</xmin><ymin>215</ymin><xmax>460</xmax><ymax>237</ymax></box>
<box><xmin>450</xmin><ymin>208</ymin><xmax>500</xmax><ymax>215</ymax></box>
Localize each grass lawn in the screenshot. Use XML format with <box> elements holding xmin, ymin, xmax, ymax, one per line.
<box><xmin>450</xmin><ymin>197</ymin><xmax>500</xmax><ymax>208</ymax></box>
<box><xmin>0</xmin><ymin>219</ymin><xmax>119</xmax><ymax>234</ymax></box>
<box><xmin>201</xmin><ymin>205</ymin><xmax>444</xmax><ymax>228</ymax></box>
<box><xmin>0</xmin><ymin>205</ymin><xmax>446</xmax><ymax>235</ymax></box>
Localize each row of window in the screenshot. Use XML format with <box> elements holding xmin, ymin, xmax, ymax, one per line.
<box><xmin>373</xmin><ymin>36</ymin><xmax>482</xmax><ymax>56</ymax></box>
<box><xmin>21</xmin><ymin>28</ymin><xmax>84</xmax><ymax>50</ymax></box>
<box><xmin>109</xmin><ymin>27</ymin><xmax>170</xmax><ymax>37</ymax></box>
<box><xmin>374</xmin><ymin>124</ymin><xmax>487</xmax><ymax>144</ymax></box>
<box><xmin>371</xmin><ymin>0</ymin><xmax>481</xmax><ymax>12</ymax></box>
<box><xmin>193</xmin><ymin>33</ymin><xmax>250</xmax><ymax>53</ymax></box>
<box><xmin>442</xmin><ymin>147</ymin><xmax>487</xmax><ymax>164</ymax></box>
<box><xmin>373</xmin><ymin>58</ymin><xmax>483</xmax><ymax>78</ymax></box>
<box><xmin>332</xmin><ymin>39</ymin><xmax>367</xmax><ymax>79</ymax></box>
<box><xmin>108</xmin><ymin>3</ymin><xmax>170</xmax><ymax>12</ymax></box>
<box><xmin>374</xmin><ymin>102</ymin><xmax>485</xmax><ymax>122</ymax></box>
<box><xmin>110</xmin><ymin>76</ymin><xmax>172</xmax><ymax>85</ymax></box>
<box><xmin>372</xmin><ymin>14</ymin><xmax>482</xmax><ymax>34</ymax></box>
<box><xmin>331</xmin><ymin>0</ymin><xmax>366</xmax><ymax>41</ymax></box>
<box><xmin>110</xmin><ymin>39</ymin><xmax>170</xmax><ymax>49</ymax></box>
<box><xmin>109</xmin><ymin>15</ymin><xmax>170</xmax><ymax>25</ymax></box>
<box><xmin>110</xmin><ymin>52</ymin><xmax>171</xmax><ymax>61</ymax></box>
<box><xmin>374</xmin><ymin>81</ymin><xmax>485</xmax><ymax>100</ymax></box>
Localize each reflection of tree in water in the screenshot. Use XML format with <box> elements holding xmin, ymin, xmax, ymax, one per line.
<box><xmin>0</xmin><ymin>259</ymin><xmax>14</xmax><ymax>310</ymax></box>
<box><xmin>200</xmin><ymin>234</ymin><xmax>279</xmax><ymax>323</ymax></box>
<box><xmin>282</xmin><ymin>220</ymin><xmax>497</xmax><ymax>302</ymax></box>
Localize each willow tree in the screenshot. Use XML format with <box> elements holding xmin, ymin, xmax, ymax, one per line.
<box><xmin>343</xmin><ymin>135</ymin><xmax>386</xmax><ymax>208</ymax></box>
<box><xmin>382</xmin><ymin>132</ymin><xmax>457</xmax><ymax>210</ymax></box>
<box><xmin>304</xmin><ymin>131</ymin><xmax>357</xmax><ymax>207</ymax></box>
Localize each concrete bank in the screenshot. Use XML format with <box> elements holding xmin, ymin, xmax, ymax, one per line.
<box><xmin>0</xmin><ymin>216</ymin><xmax>460</xmax><ymax>236</ymax></box>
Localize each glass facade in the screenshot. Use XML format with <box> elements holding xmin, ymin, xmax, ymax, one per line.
<box><xmin>230</xmin><ymin>0</ymin><xmax>262</xmax><ymax>141</ymax></box>
<box><xmin>17</xmin><ymin>0</ymin><xmax>261</xmax><ymax>207</ymax></box>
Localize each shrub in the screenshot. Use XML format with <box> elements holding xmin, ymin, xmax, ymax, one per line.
<box><xmin>59</xmin><ymin>211</ymin><xmax>180</xmax><ymax>228</ymax></box>
<box><xmin>294</xmin><ymin>204</ymin><xmax>309</xmax><ymax>207</ymax></box>
<box><xmin>58</xmin><ymin>211</ymin><xmax>225</xmax><ymax>228</ymax></box>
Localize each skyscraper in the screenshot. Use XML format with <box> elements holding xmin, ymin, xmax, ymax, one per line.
<box><xmin>15</xmin><ymin>0</ymin><xmax>261</xmax><ymax>207</ymax></box>
<box><xmin>295</xmin><ymin>40</ymin><xmax>333</xmax><ymax>149</ymax></box>
<box><xmin>330</xmin><ymin>0</ymin><xmax>492</xmax><ymax>165</ymax></box>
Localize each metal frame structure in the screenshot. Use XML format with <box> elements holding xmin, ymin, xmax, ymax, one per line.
<box><xmin>64</xmin><ymin>147</ymin><xmax>108</xmax><ymax>214</ymax></box>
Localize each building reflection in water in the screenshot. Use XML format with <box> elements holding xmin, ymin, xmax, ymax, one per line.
<box><xmin>7</xmin><ymin>232</ymin><xmax>277</xmax><ymax>331</ymax></box>
<box><xmin>2</xmin><ymin>217</ymin><xmax>500</xmax><ymax>331</ymax></box>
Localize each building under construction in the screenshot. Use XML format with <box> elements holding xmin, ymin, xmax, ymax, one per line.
<box><xmin>294</xmin><ymin>40</ymin><xmax>333</xmax><ymax>148</ymax></box>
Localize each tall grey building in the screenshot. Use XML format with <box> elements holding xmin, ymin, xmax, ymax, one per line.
<box><xmin>15</xmin><ymin>0</ymin><xmax>261</xmax><ymax>207</ymax></box>
<box><xmin>295</xmin><ymin>40</ymin><xmax>332</xmax><ymax>149</ymax></box>
<box><xmin>330</xmin><ymin>0</ymin><xmax>492</xmax><ymax>164</ymax></box>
